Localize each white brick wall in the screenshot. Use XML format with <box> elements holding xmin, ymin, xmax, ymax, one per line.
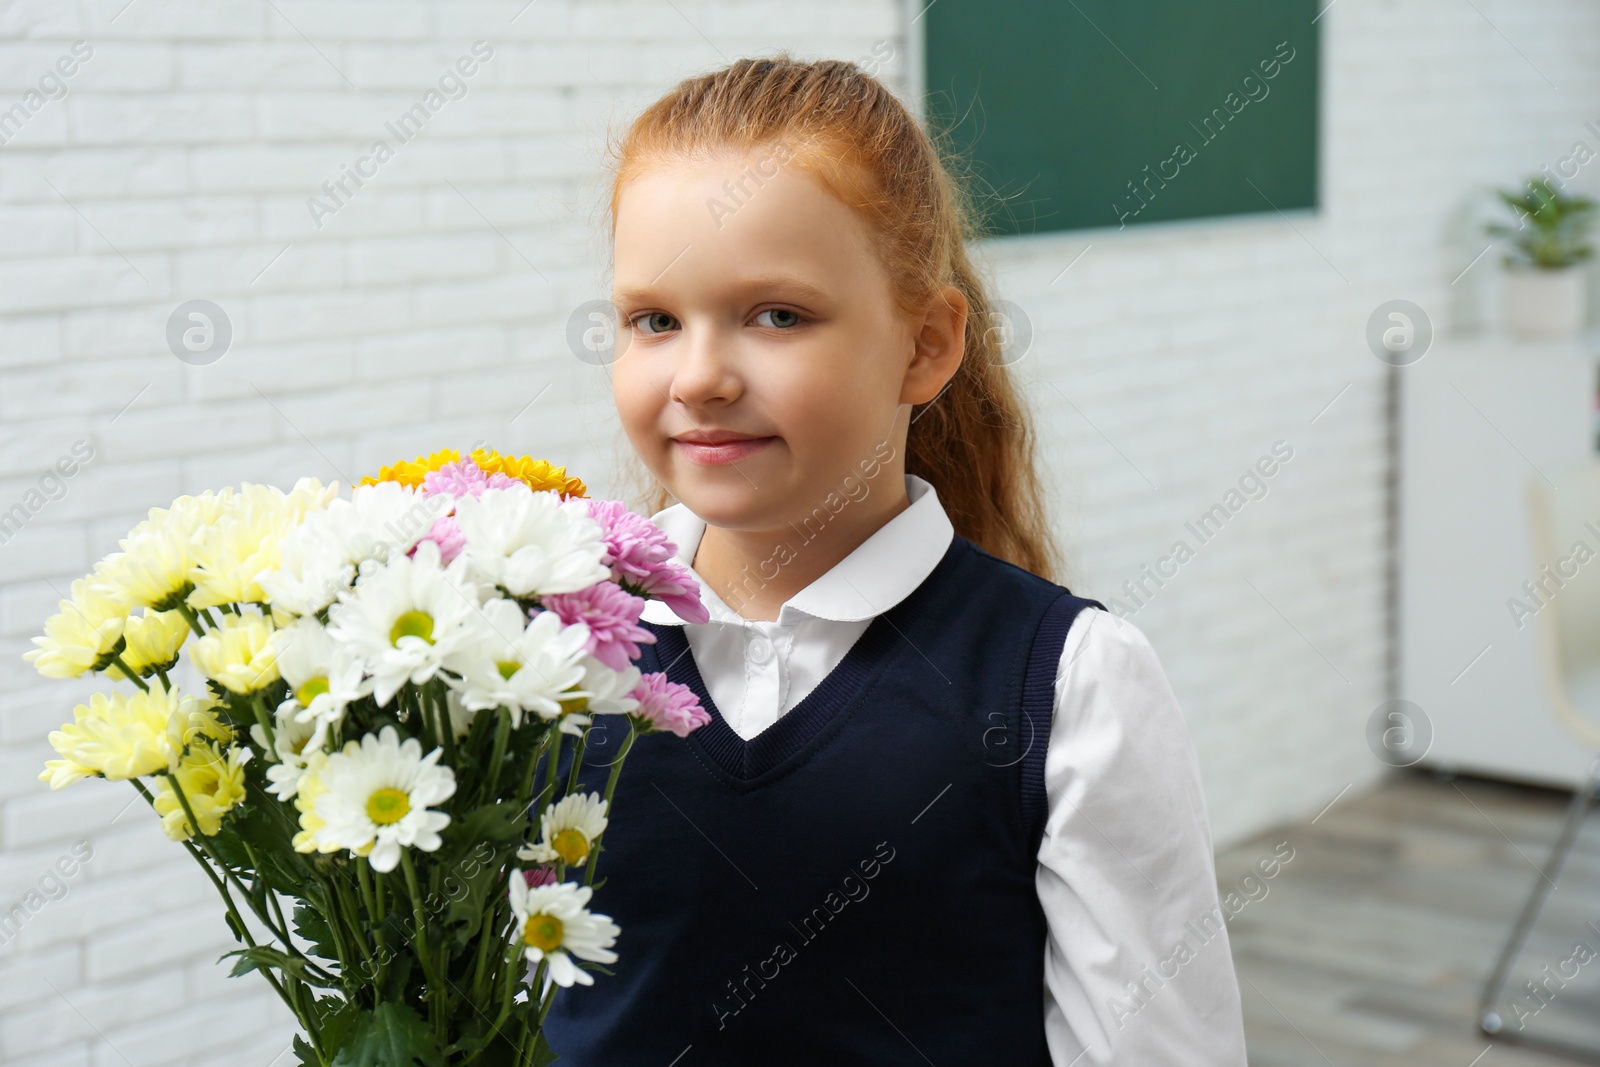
<box><xmin>0</xmin><ymin>0</ymin><xmax>1596</xmax><ymax>1062</ymax></box>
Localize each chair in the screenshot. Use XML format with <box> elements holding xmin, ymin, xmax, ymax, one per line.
<box><xmin>1477</xmin><ymin>459</ymin><xmax>1600</xmax><ymax>1061</ymax></box>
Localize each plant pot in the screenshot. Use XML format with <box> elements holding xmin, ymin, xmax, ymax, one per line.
<box><xmin>1504</xmin><ymin>265</ymin><xmax>1589</xmax><ymax>340</ymax></box>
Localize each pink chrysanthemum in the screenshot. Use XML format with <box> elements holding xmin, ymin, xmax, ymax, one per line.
<box><xmin>630</xmin><ymin>671</ymin><xmax>710</xmax><ymax>738</ymax></box>
<box><xmin>584</xmin><ymin>499</ymin><xmax>711</xmax><ymax>625</ymax></box>
<box><xmin>522</xmin><ymin>865</ymin><xmax>559</xmax><ymax>888</ymax></box>
<box><xmin>540</xmin><ymin>582</ymin><xmax>654</xmax><ymax>672</ymax></box>
<box><xmin>421</xmin><ymin>458</ymin><xmax>519</xmax><ymax>500</ymax></box>
<box><xmin>417</xmin><ymin>514</ymin><xmax>467</xmax><ymax>565</ymax></box>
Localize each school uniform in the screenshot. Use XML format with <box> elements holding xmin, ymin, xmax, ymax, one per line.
<box><xmin>545</xmin><ymin>473</ymin><xmax>1249</xmax><ymax>1065</ymax></box>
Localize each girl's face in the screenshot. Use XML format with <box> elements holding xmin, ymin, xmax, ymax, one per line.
<box><xmin>610</xmin><ymin>148</ymin><xmax>962</xmax><ymax>535</ymax></box>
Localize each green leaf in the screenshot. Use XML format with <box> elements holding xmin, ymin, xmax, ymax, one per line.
<box><xmin>527</xmin><ymin>1030</ymin><xmax>560</xmax><ymax>1066</ymax></box>
<box><xmin>222</xmin><ymin>944</ymin><xmax>323</xmax><ymax>985</ymax></box>
<box><xmin>331</xmin><ymin>1001</ymin><xmax>445</xmax><ymax>1067</ymax></box>
<box><xmin>293</xmin><ymin>901</ymin><xmax>342</xmax><ymax>965</ymax></box>
<box><xmin>446</xmin><ymin>801</ymin><xmax>530</xmax><ymax>851</ymax></box>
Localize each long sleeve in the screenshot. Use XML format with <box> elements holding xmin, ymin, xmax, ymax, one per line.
<box><xmin>1037</xmin><ymin>607</ymin><xmax>1248</xmax><ymax>1066</ymax></box>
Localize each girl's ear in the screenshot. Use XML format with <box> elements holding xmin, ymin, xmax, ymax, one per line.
<box><xmin>901</xmin><ymin>284</ymin><xmax>969</xmax><ymax>406</ymax></box>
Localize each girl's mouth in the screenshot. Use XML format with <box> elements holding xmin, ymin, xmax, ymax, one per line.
<box><xmin>672</xmin><ymin>436</ymin><xmax>778</xmax><ymax>466</ymax></box>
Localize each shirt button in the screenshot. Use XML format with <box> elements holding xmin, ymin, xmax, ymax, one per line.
<box><xmin>749</xmin><ymin>636</ymin><xmax>771</xmax><ymax>664</ymax></box>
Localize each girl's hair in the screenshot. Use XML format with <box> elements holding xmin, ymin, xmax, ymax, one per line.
<box><xmin>604</xmin><ymin>52</ymin><xmax>1064</xmax><ymax>584</ymax></box>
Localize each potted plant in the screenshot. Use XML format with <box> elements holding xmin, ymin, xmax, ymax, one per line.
<box><xmin>1488</xmin><ymin>176</ymin><xmax>1597</xmax><ymax>340</ymax></box>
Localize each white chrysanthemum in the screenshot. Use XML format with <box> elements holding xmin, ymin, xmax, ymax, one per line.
<box><xmin>518</xmin><ymin>792</ymin><xmax>608</xmax><ymax>867</ymax></box>
<box><xmin>250</xmin><ymin>699</ymin><xmax>321</xmax><ymax>801</ymax></box>
<box><xmin>189</xmin><ymin>478</ymin><xmax>336</xmax><ymax>610</ymax></box>
<box><xmin>269</xmin><ymin>616</ymin><xmax>369</xmax><ymax>758</ymax></box>
<box><xmin>451</xmin><ymin>485</ymin><xmax>611</xmax><ymax>599</ymax></box>
<box><xmin>260</xmin><ymin>482</ymin><xmax>451</xmax><ymax>617</ymax></box>
<box><xmin>444</xmin><ymin>599</ymin><xmax>592</xmax><ymax>727</ymax></box>
<box><xmin>311</xmin><ymin>725</ymin><xmax>456</xmax><ymax>873</ymax></box>
<box><xmin>190</xmin><ymin>610</ymin><xmax>280</xmax><ymax>694</ymax></box>
<box><xmin>507</xmin><ymin>877</ymin><xmax>619</xmax><ymax>987</ymax></box>
<box><xmin>551</xmin><ymin>655</ymin><xmax>643</xmax><ymax>737</ymax></box>
<box><xmin>24</xmin><ymin>571</ymin><xmax>131</xmax><ymax>678</ymax></box>
<box><xmin>324</xmin><ymin>538</ymin><xmax>483</xmax><ymax>707</ymax></box>
<box><xmin>443</xmin><ymin>686</ymin><xmax>476</xmax><ymax>740</ymax></box>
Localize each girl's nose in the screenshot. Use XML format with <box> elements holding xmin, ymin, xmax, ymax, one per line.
<box><xmin>670</xmin><ymin>322</ymin><xmax>742</xmax><ymax>407</ymax></box>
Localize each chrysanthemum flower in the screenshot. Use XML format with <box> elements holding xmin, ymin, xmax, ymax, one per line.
<box><xmin>506</xmin><ymin>877</ymin><xmax>619</xmax><ymax>987</ymax></box>
<box><xmin>539</xmin><ymin>583</ymin><xmax>653</xmax><ymax>673</ymax></box>
<box><xmin>420</xmin><ymin>514</ymin><xmax>467</xmax><ymax>565</ymax></box>
<box><xmin>95</xmin><ymin>489</ymin><xmax>234</xmax><ymax>611</ymax></box>
<box><xmin>421</xmin><ymin>458</ymin><xmax>520</xmax><ymax>499</ymax></box>
<box><xmin>325</xmin><ymin>538</ymin><xmax>482</xmax><ymax>707</ymax></box>
<box><xmin>523</xmin><ymin>865</ymin><xmax>559</xmax><ymax>888</ymax></box>
<box><xmin>107</xmin><ymin>608</ymin><xmax>189</xmax><ymax>681</ymax></box>
<box><xmin>250</xmin><ymin>699</ymin><xmax>321</xmax><ymax>801</ymax></box>
<box><xmin>583</xmin><ymin>498</ymin><xmax>710</xmax><ymax>624</ymax></box>
<box><xmin>445</xmin><ymin>599</ymin><xmax>592</xmax><ymax>727</ymax></box>
<box><xmin>291</xmin><ymin>748</ymin><xmax>354</xmax><ymax>856</ymax></box>
<box><xmin>548</xmin><ymin>656</ymin><xmax>643</xmax><ymax>737</ymax></box>
<box><xmin>38</xmin><ymin>680</ymin><xmax>226</xmax><ymax>787</ymax></box>
<box><xmin>191</xmin><ymin>611</ymin><xmax>281</xmax><ymax>694</ymax></box>
<box><xmin>312</xmin><ymin>725</ymin><xmax>456</xmax><ymax>873</ymax></box>
<box><xmin>269</xmin><ymin>617</ymin><xmax>369</xmax><ymax>760</ymax></box>
<box><xmin>24</xmin><ymin>571</ymin><xmax>131</xmax><ymax>678</ymax></box>
<box><xmin>450</xmin><ymin>485</ymin><xmax>612</xmax><ymax>600</ymax></box>
<box><xmin>629</xmin><ymin>672</ymin><xmax>711</xmax><ymax>738</ymax></box>
<box><xmin>260</xmin><ymin>481</ymin><xmax>451</xmax><ymax>618</ymax></box>
<box><xmin>358</xmin><ymin>448</ymin><xmax>466</xmax><ymax>490</ymax></box>
<box><xmin>189</xmin><ymin>478</ymin><xmax>336</xmax><ymax>609</ymax></box>
<box><xmin>151</xmin><ymin>742</ymin><xmax>252</xmax><ymax>840</ymax></box>
<box><xmin>518</xmin><ymin>792</ymin><xmax>608</xmax><ymax>867</ymax></box>
<box><xmin>468</xmin><ymin>450</ymin><xmax>586</xmax><ymax>497</ymax></box>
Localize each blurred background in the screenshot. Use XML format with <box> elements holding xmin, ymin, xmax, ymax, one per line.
<box><xmin>2</xmin><ymin>0</ymin><xmax>1600</xmax><ymax>1064</ymax></box>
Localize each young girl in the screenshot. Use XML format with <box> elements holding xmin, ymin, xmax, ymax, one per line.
<box><xmin>546</xmin><ymin>55</ymin><xmax>1249</xmax><ymax>1065</ymax></box>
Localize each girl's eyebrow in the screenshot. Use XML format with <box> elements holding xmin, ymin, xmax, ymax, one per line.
<box><xmin>612</xmin><ymin>275</ymin><xmax>829</xmax><ymax>307</ymax></box>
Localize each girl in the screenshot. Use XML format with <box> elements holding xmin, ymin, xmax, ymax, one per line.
<box><xmin>546</xmin><ymin>55</ymin><xmax>1248</xmax><ymax>1065</ymax></box>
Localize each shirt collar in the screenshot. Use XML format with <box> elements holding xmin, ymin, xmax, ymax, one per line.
<box><xmin>638</xmin><ymin>473</ymin><xmax>955</xmax><ymax>627</ymax></box>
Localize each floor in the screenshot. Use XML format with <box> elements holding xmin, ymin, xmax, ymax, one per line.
<box><xmin>1219</xmin><ymin>769</ymin><xmax>1600</xmax><ymax>1067</ymax></box>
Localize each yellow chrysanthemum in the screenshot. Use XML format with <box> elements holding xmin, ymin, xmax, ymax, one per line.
<box><xmin>469</xmin><ymin>450</ymin><xmax>586</xmax><ymax>498</ymax></box>
<box><xmin>24</xmin><ymin>572</ymin><xmax>130</xmax><ymax>679</ymax></box>
<box><xmin>191</xmin><ymin>611</ymin><xmax>280</xmax><ymax>694</ymax></box>
<box><xmin>97</xmin><ymin>490</ymin><xmax>235</xmax><ymax>611</ymax></box>
<box><xmin>358</xmin><ymin>449</ymin><xmax>464</xmax><ymax>490</ymax></box>
<box><xmin>152</xmin><ymin>741</ymin><xmax>251</xmax><ymax>840</ymax></box>
<box><xmin>358</xmin><ymin>448</ymin><xmax>586</xmax><ymax>498</ymax></box>
<box><xmin>188</xmin><ymin>478</ymin><xmax>335</xmax><ymax>610</ymax></box>
<box><xmin>106</xmin><ymin>609</ymin><xmax>189</xmax><ymax>682</ymax></box>
<box><xmin>38</xmin><ymin>681</ymin><xmax>224</xmax><ymax>787</ymax></box>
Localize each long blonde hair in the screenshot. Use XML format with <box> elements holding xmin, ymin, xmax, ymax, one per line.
<box><xmin>604</xmin><ymin>53</ymin><xmax>1063</xmax><ymax>583</ymax></box>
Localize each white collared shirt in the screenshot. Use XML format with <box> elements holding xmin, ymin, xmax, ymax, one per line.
<box><xmin>638</xmin><ymin>474</ymin><xmax>1249</xmax><ymax>1066</ymax></box>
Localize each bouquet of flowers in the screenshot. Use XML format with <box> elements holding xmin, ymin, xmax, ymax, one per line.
<box><xmin>26</xmin><ymin>448</ymin><xmax>711</xmax><ymax>1066</ymax></box>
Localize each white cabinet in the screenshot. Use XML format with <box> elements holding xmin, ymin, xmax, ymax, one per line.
<box><xmin>1401</xmin><ymin>334</ymin><xmax>1600</xmax><ymax>788</ymax></box>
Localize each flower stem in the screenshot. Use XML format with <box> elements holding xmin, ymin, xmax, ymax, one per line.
<box><xmin>132</xmin><ymin>780</ymin><xmax>308</xmax><ymax>1025</ymax></box>
<box><xmin>533</xmin><ymin>728</ymin><xmax>562</xmax><ymax>829</ymax></box>
<box><xmin>483</xmin><ymin>709</ymin><xmax>512</xmax><ymax>801</ymax></box>
<box><xmin>109</xmin><ymin>654</ymin><xmax>149</xmax><ymax>691</ymax></box>
<box><xmin>250</xmin><ymin>691</ymin><xmax>277</xmax><ymax>751</ymax></box>
<box><xmin>174</xmin><ymin>602</ymin><xmax>207</xmax><ymax>637</ymax></box>
<box><xmin>584</xmin><ymin>723</ymin><xmax>636</xmax><ymax>887</ymax></box>
<box><xmin>400</xmin><ymin>851</ymin><xmax>449</xmax><ymax>1043</ymax></box>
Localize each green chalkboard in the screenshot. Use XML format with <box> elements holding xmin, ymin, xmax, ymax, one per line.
<box><xmin>923</xmin><ymin>1</ymin><xmax>1320</xmax><ymax>235</ymax></box>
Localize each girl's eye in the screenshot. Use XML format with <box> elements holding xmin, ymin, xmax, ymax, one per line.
<box><xmin>632</xmin><ymin>311</ymin><xmax>679</xmax><ymax>335</ymax></box>
<box><xmin>753</xmin><ymin>308</ymin><xmax>803</xmax><ymax>329</ymax></box>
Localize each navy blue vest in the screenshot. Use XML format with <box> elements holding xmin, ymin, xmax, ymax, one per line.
<box><xmin>544</xmin><ymin>533</ymin><xmax>1105</xmax><ymax>1065</ymax></box>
